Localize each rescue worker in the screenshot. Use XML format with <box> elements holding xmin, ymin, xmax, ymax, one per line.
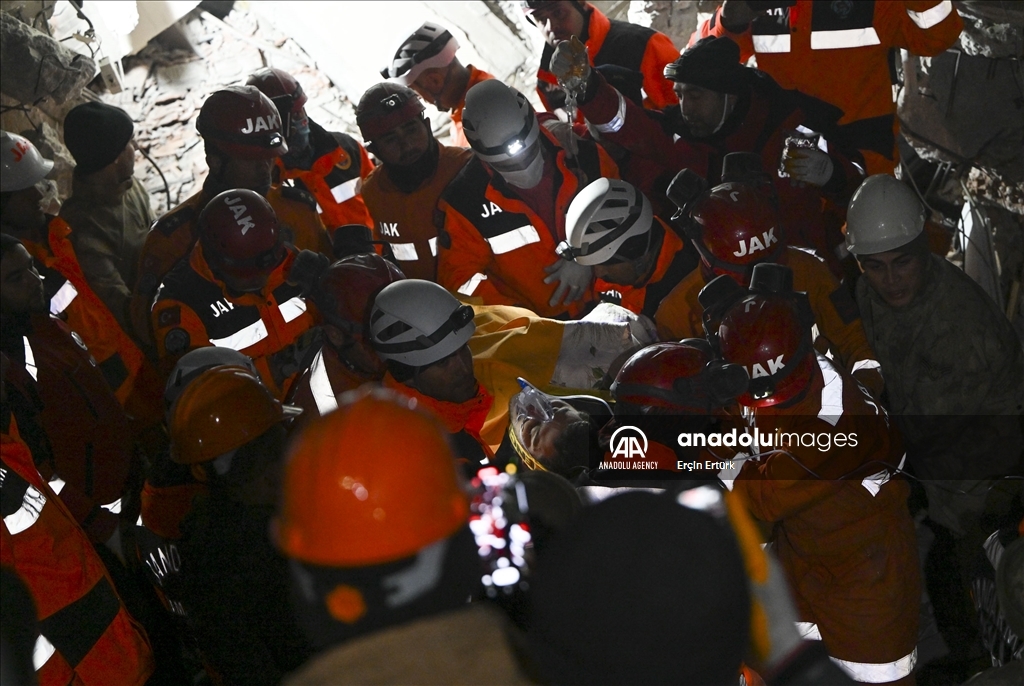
<box><xmin>2</xmin><ymin>132</ymin><xmax>162</xmax><ymax>432</ymax></box>
<box><xmin>134</xmin><ymin>347</ymin><xmax>260</xmax><ymax>674</ymax></box>
<box><xmin>523</xmin><ymin>1</ymin><xmax>680</xmax><ymax>113</ymax></box>
<box><xmin>274</xmin><ymin>388</ymin><xmax>530</xmax><ymax>684</ymax></box>
<box><xmin>1</xmin><ymin>234</ymin><xmax>136</xmax><ymax>551</ymax></box>
<box><xmin>527</xmin><ymin>493</ymin><xmax>750</xmax><ymax>684</ymax></box>
<box><xmin>131</xmin><ymin>86</ymin><xmax>331</xmax><ymax>346</ymax></box>
<box><xmin>550</xmin><ymin>35</ymin><xmax>866</xmax><ymax>274</ymax></box>
<box><xmin>846</xmin><ymin>175</ymin><xmax>1024</xmax><ymax>672</ymax></box>
<box><xmin>169</xmin><ymin>365</ymin><xmax>310</xmax><ymax>685</ymax></box>
<box><xmin>654</xmin><ymin>177</ymin><xmax>883</xmax><ymax>397</ymax></box>
<box><xmin>247</xmin><ymin>67</ymin><xmax>375</xmax><ymax>234</ymax></box>
<box><xmin>713</xmin><ymin>275</ymin><xmax>921</xmax><ymax>685</ymax></box>
<box><xmin>369</xmin><ymin>279</ymin><xmax>649</xmax><ymax>465</ymax></box>
<box><xmin>289</xmin><ymin>253</ymin><xmax>404</xmax><ymax>420</ymax></box>
<box><xmin>381</xmin><ymin>21</ymin><xmax>495</xmax><ymax>147</ymax></box>
<box><xmin>698</xmin><ymin>0</ymin><xmax>963</xmax><ymax>175</ymax></box>
<box><xmin>150</xmin><ymin>189</ymin><xmax>319</xmax><ymax>400</ymax></box>
<box><xmin>1</xmin><ymin>433</ymin><xmax>154</xmax><ymax>685</ymax></box>
<box><xmin>563</xmin><ymin>177</ymin><xmax>696</xmax><ymax>317</ymax></box>
<box><xmin>59</xmin><ymin>102</ymin><xmax>154</xmax><ymax>333</ymax></box>
<box><xmin>437</xmin><ymin>79</ymin><xmax>619</xmax><ymax>318</ymax></box>
<box><xmin>357</xmin><ymin>83</ymin><xmax>472</xmax><ymax>281</ymax></box>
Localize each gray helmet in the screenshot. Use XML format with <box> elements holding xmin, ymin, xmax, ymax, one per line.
<box><xmin>564</xmin><ymin>179</ymin><xmax>654</xmax><ymax>266</ymax></box>
<box><xmin>462</xmin><ymin>80</ymin><xmax>543</xmax><ymax>186</ymax></box>
<box><xmin>845</xmin><ymin>175</ymin><xmax>925</xmax><ymax>256</ymax></box>
<box><xmin>369</xmin><ymin>280</ymin><xmax>475</xmax><ymax>367</ymax></box>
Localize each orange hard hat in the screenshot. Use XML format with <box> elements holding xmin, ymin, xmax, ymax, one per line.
<box><xmin>169</xmin><ymin>365</ymin><xmax>297</xmax><ymax>464</ymax></box>
<box><xmin>274</xmin><ymin>386</ymin><xmax>469</xmax><ymax>567</ymax></box>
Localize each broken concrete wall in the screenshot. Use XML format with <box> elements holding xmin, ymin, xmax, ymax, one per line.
<box><xmin>0</xmin><ymin>10</ymin><xmax>95</xmax><ymax>105</ymax></box>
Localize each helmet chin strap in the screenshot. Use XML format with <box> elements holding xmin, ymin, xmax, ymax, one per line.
<box><xmin>712</xmin><ymin>94</ymin><xmax>734</xmax><ymax>135</ymax></box>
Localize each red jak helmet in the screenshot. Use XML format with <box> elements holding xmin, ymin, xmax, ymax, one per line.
<box><xmin>246</xmin><ymin>67</ymin><xmax>308</xmax><ymax>132</ymax></box>
<box><xmin>317</xmin><ymin>253</ymin><xmax>406</xmax><ymax>335</ymax></box>
<box><xmin>611</xmin><ymin>340</ymin><xmax>748</xmax><ymax>413</ymax></box>
<box><xmin>199</xmin><ymin>189</ymin><xmax>285</xmax><ymax>283</ymax></box>
<box><xmin>688</xmin><ymin>182</ymin><xmax>784</xmax><ymax>286</ymax></box>
<box><xmin>197</xmin><ymin>86</ymin><xmax>288</xmax><ymax>160</ymax></box>
<box><xmin>717</xmin><ymin>293</ymin><xmax>815</xmax><ymax>408</ymax></box>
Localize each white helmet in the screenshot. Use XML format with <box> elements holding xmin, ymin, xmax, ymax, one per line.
<box><xmin>845</xmin><ymin>174</ymin><xmax>925</xmax><ymax>256</ymax></box>
<box><xmin>369</xmin><ymin>280</ymin><xmax>476</xmax><ymax>367</ymax></box>
<box><xmin>462</xmin><ymin>80</ymin><xmax>544</xmax><ymax>188</ymax></box>
<box><xmin>1</xmin><ymin>131</ymin><xmax>54</xmax><ymax>193</ymax></box>
<box><xmin>381</xmin><ymin>22</ymin><xmax>460</xmax><ymax>87</ymax></box>
<box><xmin>563</xmin><ymin>179</ymin><xmax>654</xmax><ymax>266</ymax></box>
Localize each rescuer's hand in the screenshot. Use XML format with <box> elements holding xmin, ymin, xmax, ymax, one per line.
<box><xmin>544</xmin><ymin>258</ymin><xmax>593</xmax><ymax>307</ymax></box>
<box><xmin>550</xmin><ymin>37</ymin><xmax>591</xmax><ymax>91</ymax></box>
<box><xmin>784</xmin><ymin>148</ymin><xmax>835</xmax><ymax>187</ymax></box>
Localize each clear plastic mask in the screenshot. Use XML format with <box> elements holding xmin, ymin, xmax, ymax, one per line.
<box><xmin>508</xmin><ymin>378</ymin><xmax>556</xmax><ymax>469</ymax></box>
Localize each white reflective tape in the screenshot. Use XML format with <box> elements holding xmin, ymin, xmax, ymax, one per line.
<box><xmin>852</xmin><ymin>359</ymin><xmax>881</xmax><ymax>373</ymax></box>
<box><xmin>860</xmin><ymin>470</ymin><xmax>890</xmax><ymax>496</ymax></box>
<box><xmin>278</xmin><ymin>296</ymin><xmax>308</xmax><ymax>323</ymax></box>
<box><xmin>49</xmin><ymin>280</ymin><xmax>78</xmax><ymax>315</ymax></box>
<box><xmin>101</xmin><ymin>497</ymin><xmax>122</xmax><ymax>515</ymax></box>
<box><xmin>486</xmin><ymin>225</ymin><xmax>541</xmax><ymax>255</ymax></box>
<box><xmin>330</xmin><ymin>177</ymin><xmax>360</xmax><ymax>204</ymax></box>
<box><xmin>23</xmin><ymin>336</ymin><xmax>37</xmax><ymax>382</ymax></box>
<box><xmin>136</xmin><ymin>514</ymin><xmax>144</xmax><ymax>526</ymax></box>
<box><xmin>390</xmin><ymin>242</ymin><xmax>419</xmax><ymax>261</ymax></box>
<box><xmin>4</xmin><ymin>485</ymin><xmax>46</xmax><ymax>535</ymax></box>
<box><xmin>817</xmin><ymin>358</ymin><xmax>844</xmax><ymax>426</ymax></box>
<box><xmin>908</xmin><ymin>1</ymin><xmax>952</xmax><ymax>29</ymax></box>
<box><xmin>811</xmin><ymin>27</ymin><xmax>881</xmax><ymax>50</ymax></box>
<box><xmin>308</xmin><ymin>349</ymin><xmax>339</xmax><ymax>416</ymax></box>
<box><xmin>48</xmin><ymin>477</ymin><xmax>66</xmax><ymax>495</ymax></box>
<box><xmin>830</xmin><ymin>648</ymin><xmax>917</xmax><ymax>683</ymax></box>
<box><xmin>209</xmin><ymin>319</ymin><xmax>269</xmax><ymax>351</ymax></box>
<box><xmin>457</xmin><ymin>273</ymin><xmax>488</xmax><ymax>296</ymax></box>
<box><xmin>428</xmin><ymin>236</ymin><xmax>438</xmax><ymax>257</ymax></box>
<box><xmin>752</xmin><ymin>33</ymin><xmax>791</xmax><ymax>53</ymax></box>
<box><xmin>315</xmin><ymin>202</ymin><xmax>324</xmax><ymax>214</ymax></box>
<box><xmin>593</xmin><ymin>90</ymin><xmax>627</xmax><ymax>134</ymax></box>
<box><xmin>796</xmin><ymin>621</ymin><xmax>822</xmax><ymax>640</ymax></box>
<box><xmin>32</xmin><ymin>634</ymin><xmax>56</xmax><ymax>671</ymax></box>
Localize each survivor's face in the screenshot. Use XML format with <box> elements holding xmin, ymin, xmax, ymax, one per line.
<box><xmin>372</xmin><ymin>118</ymin><xmax>431</xmax><ymax>167</ymax></box>
<box><xmin>858</xmin><ymin>250</ymin><xmax>927</xmax><ymax>308</ymax></box>
<box><xmin>519</xmin><ymin>400</ymin><xmax>585</xmax><ymax>463</ymax></box>
<box><xmin>675</xmin><ymin>83</ymin><xmax>731</xmax><ymax>138</ymax></box>
<box><xmin>0</xmin><ymin>244</ymin><xmax>46</xmax><ymax>315</ymax></box>
<box><xmin>531</xmin><ymin>1</ymin><xmax>587</xmax><ymax>46</ymax></box>
<box><xmin>413</xmin><ymin>345</ymin><xmax>478</xmax><ymax>403</ymax></box>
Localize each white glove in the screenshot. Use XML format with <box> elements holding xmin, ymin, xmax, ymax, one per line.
<box><xmin>543</xmin><ymin>258</ymin><xmax>593</xmax><ymax>307</ymax></box>
<box><xmin>785</xmin><ymin>148</ymin><xmax>834</xmax><ymax>187</ymax></box>
<box><xmin>550</xmin><ymin>38</ymin><xmax>591</xmax><ymax>91</ymax></box>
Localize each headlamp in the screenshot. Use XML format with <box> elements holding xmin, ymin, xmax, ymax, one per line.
<box><xmin>507</xmin><ymin>139</ymin><xmax>524</xmax><ymax>156</ymax></box>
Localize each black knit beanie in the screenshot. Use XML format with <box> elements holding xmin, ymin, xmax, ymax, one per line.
<box><xmin>664</xmin><ymin>36</ymin><xmax>752</xmax><ymax>95</ymax></box>
<box><xmin>527</xmin><ymin>492</ymin><xmax>750</xmax><ymax>685</ymax></box>
<box><xmin>64</xmin><ymin>102</ymin><xmax>134</xmax><ymax>175</ymax></box>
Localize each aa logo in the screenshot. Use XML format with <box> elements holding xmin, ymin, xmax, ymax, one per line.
<box><xmin>610</xmin><ymin>425</ymin><xmax>648</xmax><ymax>460</ymax></box>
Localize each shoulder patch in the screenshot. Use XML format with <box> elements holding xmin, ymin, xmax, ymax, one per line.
<box><xmin>280</xmin><ymin>185</ymin><xmax>318</xmax><ymax>210</ymax></box>
<box><xmin>829</xmin><ymin>284</ymin><xmax>860</xmax><ymax>325</ymax></box>
<box><xmin>163</xmin><ymin>328</ymin><xmax>190</xmax><ymax>355</ymax></box>
<box><xmin>153</xmin><ymin>206</ymin><xmax>197</xmax><ymax>237</ymax></box>
<box><xmin>334</xmin><ymin>147</ymin><xmax>352</xmax><ymax>171</ymax></box>
<box><xmin>157</xmin><ymin>305</ymin><xmax>181</xmax><ymax>329</ymax></box>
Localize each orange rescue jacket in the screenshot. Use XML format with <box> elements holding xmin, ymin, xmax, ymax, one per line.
<box><xmin>699</xmin><ymin>0</ymin><xmax>962</xmax><ymax>174</ymax></box>
<box><xmin>362</xmin><ymin>144</ymin><xmax>473</xmax><ymax>281</ymax></box>
<box><xmin>537</xmin><ymin>4</ymin><xmax>679</xmax><ymax>114</ymax></box>
<box><xmin>132</xmin><ymin>184</ymin><xmax>332</xmax><ymax>347</ymax></box>
<box><xmin>151</xmin><ymin>246</ymin><xmax>318</xmax><ymax>400</ymax></box>
<box><xmin>1</xmin><ymin>434</ymin><xmax>154</xmax><ymax>686</ymax></box>
<box><xmin>437</xmin><ymin>129</ymin><xmax>619</xmax><ymax>319</ymax></box>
